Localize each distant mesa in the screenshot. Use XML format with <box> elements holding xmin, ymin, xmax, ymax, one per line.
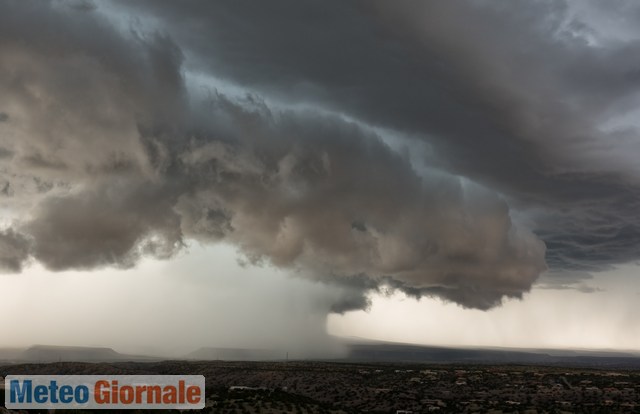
<box><xmin>22</xmin><ymin>345</ymin><xmax>122</xmax><ymax>362</ymax></box>
<box><xmin>11</xmin><ymin>345</ymin><xmax>157</xmax><ymax>363</ymax></box>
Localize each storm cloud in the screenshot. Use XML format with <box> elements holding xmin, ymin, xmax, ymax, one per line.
<box><xmin>1</xmin><ymin>0</ymin><xmax>639</xmax><ymax>310</ymax></box>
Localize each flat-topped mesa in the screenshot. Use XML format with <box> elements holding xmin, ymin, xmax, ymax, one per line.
<box><xmin>22</xmin><ymin>345</ymin><xmax>121</xmax><ymax>363</ymax></box>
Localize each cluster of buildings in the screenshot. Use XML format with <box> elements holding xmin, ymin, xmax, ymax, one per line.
<box><xmin>201</xmin><ymin>362</ymin><xmax>640</xmax><ymax>412</ymax></box>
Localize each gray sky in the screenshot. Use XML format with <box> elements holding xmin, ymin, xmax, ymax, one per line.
<box><xmin>2</xmin><ymin>0</ymin><xmax>640</xmax><ymax>353</ymax></box>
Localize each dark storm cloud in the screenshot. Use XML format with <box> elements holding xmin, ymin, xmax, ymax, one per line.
<box><xmin>171</xmin><ymin>95</ymin><xmax>546</xmax><ymax>309</ymax></box>
<box><xmin>0</xmin><ymin>229</ymin><xmax>30</xmax><ymax>272</ymax></box>
<box><xmin>21</xmin><ymin>179</ymin><xmax>184</xmax><ymax>270</ymax></box>
<box><xmin>116</xmin><ymin>0</ymin><xmax>640</xmax><ymax>279</ymax></box>
<box><xmin>1</xmin><ymin>0</ymin><xmax>638</xmax><ymax>309</ymax></box>
<box><xmin>532</xmin><ymin>175</ymin><xmax>640</xmax><ymax>272</ymax></box>
<box><xmin>0</xmin><ymin>0</ymin><xmax>187</xmax><ymax>182</ymax></box>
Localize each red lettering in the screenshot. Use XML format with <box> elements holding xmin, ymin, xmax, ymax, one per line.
<box><xmin>111</xmin><ymin>380</ymin><xmax>118</xmax><ymax>404</ymax></box>
<box><xmin>162</xmin><ymin>385</ymin><xmax>177</xmax><ymax>404</ymax></box>
<box><xmin>186</xmin><ymin>385</ymin><xmax>201</xmax><ymax>404</ymax></box>
<box><xmin>147</xmin><ymin>385</ymin><xmax>162</xmax><ymax>404</ymax></box>
<box><xmin>119</xmin><ymin>385</ymin><xmax>134</xmax><ymax>404</ymax></box>
<box><xmin>135</xmin><ymin>385</ymin><xmax>146</xmax><ymax>404</ymax></box>
<box><xmin>94</xmin><ymin>381</ymin><xmax>110</xmax><ymax>404</ymax></box>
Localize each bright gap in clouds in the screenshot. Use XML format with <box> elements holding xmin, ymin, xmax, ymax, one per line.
<box><xmin>328</xmin><ymin>265</ymin><xmax>640</xmax><ymax>352</ymax></box>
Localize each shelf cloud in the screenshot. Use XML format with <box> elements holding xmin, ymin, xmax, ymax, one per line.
<box><xmin>1</xmin><ymin>0</ymin><xmax>639</xmax><ymax>311</ymax></box>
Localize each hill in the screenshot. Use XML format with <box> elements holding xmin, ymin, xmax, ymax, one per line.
<box><xmin>0</xmin><ymin>345</ymin><xmax>160</xmax><ymax>363</ymax></box>
<box><xmin>342</xmin><ymin>339</ymin><xmax>640</xmax><ymax>368</ymax></box>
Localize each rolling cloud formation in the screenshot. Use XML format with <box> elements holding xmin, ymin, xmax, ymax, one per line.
<box><xmin>1</xmin><ymin>0</ymin><xmax>639</xmax><ymax>310</ymax></box>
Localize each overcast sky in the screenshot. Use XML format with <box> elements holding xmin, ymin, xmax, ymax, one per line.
<box><xmin>2</xmin><ymin>0</ymin><xmax>640</xmax><ymax>354</ymax></box>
